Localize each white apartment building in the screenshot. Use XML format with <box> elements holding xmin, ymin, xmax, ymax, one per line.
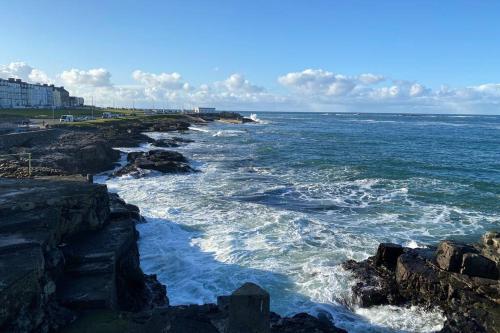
<box><xmin>27</xmin><ymin>84</ymin><xmax>54</xmax><ymax>107</ymax></box>
<box><xmin>0</xmin><ymin>78</ymin><xmax>25</xmax><ymax>108</ymax></box>
<box><xmin>0</xmin><ymin>78</ymin><xmax>83</xmax><ymax>108</ymax></box>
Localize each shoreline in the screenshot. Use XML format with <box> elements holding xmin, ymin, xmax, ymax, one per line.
<box><xmin>0</xmin><ymin>113</ymin><xmax>498</xmax><ymax>332</ymax></box>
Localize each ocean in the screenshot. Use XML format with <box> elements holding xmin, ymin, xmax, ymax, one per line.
<box><xmin>99</xmin><ymin>112</ymin><xmax>500</xmax><ymax>332</ymax></box>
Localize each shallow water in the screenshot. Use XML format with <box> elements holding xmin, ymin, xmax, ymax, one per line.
<box><xmin>100</xmin><ymin>112</ymin><xmax>500</xmax><ymax>333</ymax></box>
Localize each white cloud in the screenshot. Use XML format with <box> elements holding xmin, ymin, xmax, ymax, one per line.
<box><xmin>277</xmin><ymin>68</ymin><xmax>500</xmax><ymax>113</ymax></box>
<box><xmin>0</xmin><ymin>62</ymin><xmax>52</xmax><ymax>84</ymax></box>
<box><xmin>358</xmin><ymin>73</ymin><xmax>386</xmax><ymax>85</ymax></box>
<box><xmin>278</xmin><ymin>69</ymin><xmax>385</xmax><ymax>97</ymax></box>
<box><xmin>221</xmin><ymin>73</ymin><xmax>264</xmax><ymax>93</ymax></box>
<box><xmin>409</xmin><ymin>83</ymin><xmax>425</xmax><ymax>97</ymax></box>
<box><xmin>60</xmin><ymin>68</ymin><xmax>112</xmax><ymax>87</ymax></box>
<box><xmin>132</xmin><ymin>70</ymin><xmax>186</xmax><ymax>90</ymax></box>
<box><xmin>2</xmin><ymin>61</ymin><xmax>500</xmax><ymax>113</ymax></box>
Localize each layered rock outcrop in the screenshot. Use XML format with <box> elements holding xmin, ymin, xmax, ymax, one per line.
<box><xmin>343</xmin><ymin>235</ymin><xmax>500</xmax><ymax>333</ymax></box>
<box><xmin>0</xmin><ymin>130</ymin><xmax>120</xmax><ymax>177</ymax></box>
<box><xmin>0</xmin><ymin>116</ymin><xmax>197</xmax><ymax>178</ymax></box>
<box><xmin>0</xmin><ymin>178</ymin><xmax>166</xmax><ymax>332</ymax></box>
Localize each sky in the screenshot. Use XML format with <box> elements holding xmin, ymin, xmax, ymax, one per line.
<box><xmin>1</xmin><ymin>0</ymin><xmax>500</xmax><ymax>113</ymax></box>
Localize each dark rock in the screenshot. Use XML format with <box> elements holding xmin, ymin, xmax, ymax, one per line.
<box><xmin>344</xmin><ymin>236</ymin><xmax>500</xmax><ymax>333</ymax></box>
<box><xmin>435</xmin><ymin>240</ymin><xmax>477</xmax><ymax>273</ymax></box>
<box><xmin>165</xmin><ymin>304</ymin><xmax>221</xmax><ymax>333</ymax></box>
<box><xmin>0</xmin><ymin>178</ymin><xmax>167</xmax><ymax>332</ymax></box>
<box><xmin>271</xmin><ymin>313</ymin><xmax>347</xmax><ymax>333</ymax></box>
<box><xmin>37</xmin><ymin>132</ymin><xmax>121</xmax><ymax>175</ymax></box>
<box><xmin>153</xmin><ymin>136</ymin><xmax>195</xmax><ymax>148</ymax></box>
<box><xmin>153</xmin><ymin>138</ymin><xmax>180</xmax><ymax>147</ymax></box>
<box><xmin>460</xmin><ymin>253</ymin><xmax>499</xmax><ymax>280</ymax></box>
<box><xmin>374</xmin><ymin>243</ymin><xmax>404</xmax><ymax>270</ymax></box>
<box><xmin>227</xmin><ymin>282</ymin><xmax>270</xmax><ymax>333</ymax></box>
<box><xmin>115</xmin><ymin>150</ymin><xmax>194</xmax><ymax>176</ymax></box>
<box><xmin>171</xmin><ymin>136</ymin><xmax>195</xmax><ymax>143</ymax></box>
<box><xmin>150</xmin><ymin>120</ymin><xmax>190</xmax><ymax>132</ymax></box>
<box><xmin>109</xmin><ymin>192</ymin><xmax>144</xmax><ymax>222</ymax></box>
<box><xmin>342</xmin><ymin>258</ymin><xmax>402</xmax><ymax>307</ymax></box>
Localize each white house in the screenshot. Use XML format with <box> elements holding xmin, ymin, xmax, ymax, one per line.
<box><xmin>193</xmin><ymin>107</ymin><xmax>216</xmax><ymax>113</ymax></box>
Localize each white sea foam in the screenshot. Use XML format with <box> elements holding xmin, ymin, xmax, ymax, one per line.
<box><xmin>189</xmin><ymin>126</ymin><xmax>212</xmax><ymax>132</ymax></box>
<box><xmin>355</xmin><ymin>305</ymin><xmax>445</xmax><ymax>332</ymax></box>
<box><xmin>103</xmin><ymin>164</ymin><xmax>458</xmax><ymax>332</ymax></box>
<box><xmin>213</xmin><ymin>129</ymin><xmax>247</xmax><ymax>137</ymax></box>
<box><xmin>99</xmin><ymin>116</ymin><xmax>498</xmax><ymax>332</ymax></box>
<box><xmin>249</xmin><ymin>113</ymin><xmax>269</xmax><ymax>124</ymax></box>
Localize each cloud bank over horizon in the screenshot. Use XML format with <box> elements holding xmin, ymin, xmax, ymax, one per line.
<box><xmin>1</xmin><ymin>61</ymin><xmax>499</xmax><ymax>114</ymax></box>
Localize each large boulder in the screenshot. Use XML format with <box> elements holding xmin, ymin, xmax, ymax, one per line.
<box><xmin>460</xmin><ymin>253</ymin><xmax>499</xmax><ymax>280</ymax></box>
<box><xmin>115</xmin><ymin>150</ymin><xmax>194</xmax><ymax>176</ymax></box>
<box><xmin>271</xmin><ymin>313</ymin><xmax>347</xmax><ymax>333</ymax></box>
<box><xmin>374</xmin><ymin>243</ymin><xmax>404</xmax><ymax>270</ymax></box>
<box><xmin>435</xmin><ymin>240</ymin><xmax>477</xmax><ymax>273</ymax></box>
<box><xmin>344</xmin><ymin>235</ymin><xmax>500</xmax><ymax>333</ymax></box>
<box><xmin>153</xmin><ymin>136</ymin><xmax>194</xmax><ymax>148</ymax></box>
<box><xmin>342</xmin><ymin>258</ymin><xmax>402</xmax><ymax>307</ymax></box>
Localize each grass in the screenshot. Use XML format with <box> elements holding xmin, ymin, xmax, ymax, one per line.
<box><xmin>55</xmin><ymin>117</ymin><xmax>139</xmax><ymax>128</ymax></box>
<box><xmin>54</xmin><ymin>113</ymin><xmax>192</xmax><ymax>129</ymax></box>
<box><xmin>61</xmin><ymin>310</ymin><xmax>131</xmax><ymax>333</ymax></box>
<box><xmin>0</xmin><ymin>107</ymin><xmax>144</xmax><ymax>119</ymax></box>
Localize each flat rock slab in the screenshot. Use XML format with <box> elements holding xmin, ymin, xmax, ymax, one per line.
<box><xmin>62</xmin><ymin>218</ymin><xmax>136</xmax><ymax>263</ymax></box>
<box><xmin>57</xmin><ymin>274</ymin><xmax>117</xmax><ymax>310</ymax></box>
<box><xmin>0</xmin><ymin>244</ymin><xmax>45</xmax><ymax>328</ymax></box>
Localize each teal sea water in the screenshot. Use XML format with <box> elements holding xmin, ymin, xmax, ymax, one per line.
<box><xmin>101</xmin><ymin>112</ymin><xmax>500</xmax><ymax>332</ymax></box>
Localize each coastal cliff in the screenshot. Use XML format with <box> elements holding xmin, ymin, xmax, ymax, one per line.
<box><xmin>0</xmin><ymin>178</ymin><xmax>166</xmax><ymax>332</ymax></box>
<box><xmin>0</xmin><ymin>177</ymin><xmax>347</xmax><ymax>333</ymax></box>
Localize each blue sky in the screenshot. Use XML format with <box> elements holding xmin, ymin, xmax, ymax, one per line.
<box><xmin>1</xmin><ymin>0</ymin><xmax>500</xmax><ymax>113</ymax></box>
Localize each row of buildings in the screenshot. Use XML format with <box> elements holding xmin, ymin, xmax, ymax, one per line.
<box><xmin>0</xmin><ymin>78</ymin><xmax>84</xmax><ymax>109</ymax></box>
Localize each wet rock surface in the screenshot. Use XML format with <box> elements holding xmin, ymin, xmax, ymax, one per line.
<box><xmin>115</xmin><ymin>150</ymin><xmax>195</xmax><ymax>177</ymax></box>
<box><xmin>152</xmin><ymin>136</ymin><xmax>195</xmax><ymax>148</ymax></box>
<box><xmin>343</xmin><ymin>236</ymin><xmax>500</xmax><ymax>333</ymax></box>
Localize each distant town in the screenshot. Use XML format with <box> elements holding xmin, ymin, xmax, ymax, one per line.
<box><xmin>0</xmin><ymin>77</ymin><xmax>221</xmax><ymax>117</ymax></box>
<box><xmin>0</xmin><ymin>77</ymin><xmax>83</xmax><ymax>109</ymax></box>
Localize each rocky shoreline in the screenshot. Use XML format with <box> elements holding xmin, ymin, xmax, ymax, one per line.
<box><xmin>343</xmin><ymin>236</ymin><xmax>500</xmax><ymax>332</ymax></box>
<box><xmin>1</xmin><ymin>113</ymin><xmax>499</xmax><ymax>332</ymax></box>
